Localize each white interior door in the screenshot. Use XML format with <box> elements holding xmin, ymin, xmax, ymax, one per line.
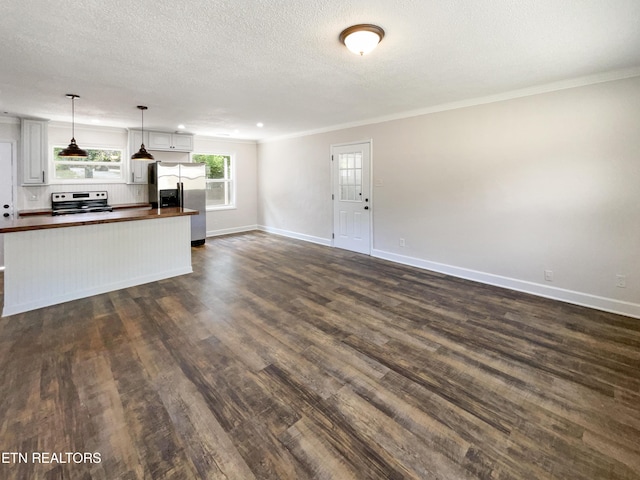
<box><xmin>0</xmin><ymin>142</ymin><xmax>14</xmax><ymax>221</ymax></box>
<box><xmin>332</xmin><ymin>142</ymin><xmax>371</xmax><ymax>254</ymax></box>
<box><xmin>0</xmin><ymin>142</ymin><xmax>15</xmax><ymax>269</ymax></box>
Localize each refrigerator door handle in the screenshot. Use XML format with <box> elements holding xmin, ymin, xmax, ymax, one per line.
<box><xmin>180</xmin><ymin>182</ymin><xmax>185</xmax><ymax>208</ymax></box>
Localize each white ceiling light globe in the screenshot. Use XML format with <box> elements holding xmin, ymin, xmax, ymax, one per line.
<box><xmin>339</xmin><ymin>24</ymin><xmax>385</xmax><ymax>56</ymax></box>
<box><xmin>344</xmin><ymin>30</ymin><xmax>382</xmax><ymax>55</ymax></box>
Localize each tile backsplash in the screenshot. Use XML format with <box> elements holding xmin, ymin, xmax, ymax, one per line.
<box><xmin>18</xmin><ymin>183</ymin><xmax>148</xmax><ymax>211</ymax></box>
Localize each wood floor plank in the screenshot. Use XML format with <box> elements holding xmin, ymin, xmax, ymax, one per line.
<box><xmin>154</xmin><ymin>369</ymin><xmax>258</xmax><ymax>480</ymax></box>
<box><xmin>258</xmin><ymin>363</ymin><xmax>409</xmax><ymax>480</ymax></box>
<box><xmin>1</xmin><ymin>231</ymin><xmax>639</xmax><ymax>479</ymax></box>
<box><xmin>329</xmin><ymin>384</ymin><xmax>477</xmax><ymax>480</ymax></box>
<box><xmin>278</xmin><ymin>415</ymin><xmax>362</xmax><ymax>480</ymax></box>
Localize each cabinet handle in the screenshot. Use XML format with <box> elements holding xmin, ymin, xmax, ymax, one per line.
<box><xmin>132</xmin><ymin>172</ymin><xmax>134</xmax><ymax>182</ymax></box>
<box><xmin>42</xmin><ymin>171</ymin><xmax>45</xmax><ymax>183</ymax></box>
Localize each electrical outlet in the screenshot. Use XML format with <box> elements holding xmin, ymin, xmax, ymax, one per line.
<box><xmin>399</xmin><ymin>238</ymin><xmax>405</xmax><ymax>247</ymax></box>
<box><xmin>616</xmin><ymin>274</ymin><xmax>627</xmax><ymax>288</ymax></box>
<box><xmin>544</xmin><ymin>270</ymin><xmax>553</xmax><ymax>282</ymax></box>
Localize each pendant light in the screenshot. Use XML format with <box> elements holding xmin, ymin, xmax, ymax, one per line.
<box><xmin>131</xmin><ymin>105</ymin><xmax>154</xmax><ymax>160</ymax></box>
<box><xmin>339</xmin><ymin>24</ymin><xmax>385</xmax><ymax>56</ymax></box>
<box><xmin>59</xmin><ymin>94</ymin><xmax>88</xmax><ymax>158</ymax></box>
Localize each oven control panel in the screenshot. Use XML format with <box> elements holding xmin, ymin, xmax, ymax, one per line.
<box><xmin>52</xmin><ymin>191</ymin><xmax>108</xmax><ymax>203</ymax></box>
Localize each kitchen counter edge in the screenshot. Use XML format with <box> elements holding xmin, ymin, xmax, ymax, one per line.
<box><xmin>0</xmin><ymin>207</ymin><xmax>198</xmax><ymax>234</ymax></box>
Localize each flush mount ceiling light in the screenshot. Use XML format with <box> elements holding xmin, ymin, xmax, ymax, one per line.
<box><xmin>339</xmin><ymin>24</ymin><xmax>385</xmax><ymax>56</ymax></box>
<box><xmin>131</xmin><ymin>105</ymin><xmax>154</xmax><ymax>160</ymax></box>
<box><xmin>59</xmin><ymin>94</ymin><xmax>88</xmax><ymax>158</ymax></box>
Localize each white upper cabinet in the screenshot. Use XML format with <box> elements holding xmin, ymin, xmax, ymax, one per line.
<box><xmin>21</xmin><ymin>119</ymin><xmax>49</xmax><ymax>185</ymax></box>
<box><xmin>129</xmin><ymin>129</ymin><xmax>149</xmax><ymax>156</ymax></box>
<box><xmin>148</xmin><ymin>131</ymin><xmax>193</xmax><ymax>152</ymax></box>
<box><xmin>148</xmin><ymin>131</ymin><xmax>172</xmax><ymax>150</ymax></box>
<box><xmin>128</xmin><ymin>129</ymin><xmax>194</xmax><ymax>183</ymax></box>
<box><xmin>171</xmin><ymin>134</ymin><xmax>194</xmax><ymax>151</ymax></box>
<box><xmin>128</xmin><ymin>130</ymin><xmax>152</xmax><ymax>184</ymax></box>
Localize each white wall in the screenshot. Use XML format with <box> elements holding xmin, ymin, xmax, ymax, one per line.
<box><xmin>257</xmin><ymin>76</ymin><xmax>640</xmax><ymax>317</ymax></box>
<box><xmin>258</xmin><ymin>135</ymin><xmax>334</xmax><ymax>243</ymax></box>
<box><xmin>194</xmin><ymin>136</ymin><xmax>258</xmax><ymax>236</ymax></box>
<box><xmin>0</xmin><ymin>118</ymin><xmax>21</xmax><ymax>140</ymax></box>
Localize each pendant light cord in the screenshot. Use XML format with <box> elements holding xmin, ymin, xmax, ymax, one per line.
<box><xmin>71</xmin><ymin>96</ymin><xmax>75</xmax><ymax>139</ymax></box>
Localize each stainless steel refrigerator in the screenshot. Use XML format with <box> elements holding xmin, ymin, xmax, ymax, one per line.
<box><xmin>148</xmin><ymin>161</ymin><xmax>206</xmax><ymax>246</ymax></box>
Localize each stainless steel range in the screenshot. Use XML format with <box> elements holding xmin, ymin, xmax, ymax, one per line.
<box><xmin>51</xmin><ymin>191</ymin><xmax>113</xmax><ymax>216</ymax></box>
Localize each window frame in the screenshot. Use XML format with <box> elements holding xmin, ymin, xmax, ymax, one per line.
<box><xmin>191</xmin><ymin>152</ymin><xmax>236</xmax><ymax>211</ymax></box>
<box><xmin>51</xmin><ymin>144</ymin><xmax>125</xmax><ymax>184</ymax></box>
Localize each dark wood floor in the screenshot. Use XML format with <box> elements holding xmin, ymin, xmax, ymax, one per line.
<box><xmin>1</xmin><ymin>231</ymin><xmax>639</xmax><ymax>479</ymax></box>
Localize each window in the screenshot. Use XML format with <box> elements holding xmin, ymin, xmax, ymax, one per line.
<box><xmin>53</xmin><ymin>147</ymin><xmax>124</xmax><ymax>181</ymax></box>
<box><xmin>338</xmin><ymin>152</ymin><xmax>363</xmax><ymax>201</ymax></box>
<box><xmin>192</xmin><ymin>154</ymin><xmax>234</xmax><ymax>208</ymax></box>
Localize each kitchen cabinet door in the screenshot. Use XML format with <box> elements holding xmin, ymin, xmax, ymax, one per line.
<box><xmin>172</xmin><ymin>134</ymin><xmax>193</xmax><ymax>151</ymax></box>
<box><xmin>148</xmin><ymin>131</ymin><xmax>193</xmax><ymax>152</ymax></box>
<box><xmin>128</xmin><ymin>130</ymin><xmax>152</xmax><ymax>184</ymax></box>
<box><xmin>130</xmin><ymin>159</ymin><xmax>153</xmax><ymax>184</ymax></box>
<box><xmin>21</xmin><ymin>119</ymin><xmax>49</xmax><ymax>185</ymax></box>
<box><xmin>148</xmin><ymin>131</ymin><xmax>173</xmax><ymax>150</ymax></box>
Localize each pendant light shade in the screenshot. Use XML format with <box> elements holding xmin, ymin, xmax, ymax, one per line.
<box><xmin>59</xmin><ymin>94</ymin><xmax>88</xmax><ymax>158</ymax></box>
<box><xmin>339</xmin><ymin>24</ymin><xmax>385</xmax><ymax>56</ymax></box>
<box><xmin>132</xmin><ymin>105</ymin><xmax>154</xmax><ymax>160</ymax></box>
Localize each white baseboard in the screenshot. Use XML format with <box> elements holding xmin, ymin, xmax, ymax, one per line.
<box><xmin>257</xmin><ymin>225</ymin><xmax>332</xmax><ymax>247</ymax></box>
<box><xmin>207</xmin><ymin>225</ymin><xmax>258</xmax><ymax>237</ymax></box>
<box><xmin>372</xmin><ymin>249</ymin><xmax>640</xmax><ymax>320</ymax></box>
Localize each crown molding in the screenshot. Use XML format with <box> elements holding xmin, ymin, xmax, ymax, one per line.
<box><xmin>259</xmin><ymin>67</ymin><xmax>640</xmax><ymax>144</ymax></box>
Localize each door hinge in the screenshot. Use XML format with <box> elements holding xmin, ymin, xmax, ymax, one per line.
<box><xmin>332</xmin><ymin>194</ymin><xmax>334</xmax><ymax>200</ymax></box>
<box><xmin>331</xmin><ymin>155</ymin><xmax>334</xmax><ymax>161</ymax></box>
<box><xmin>332</xmin><ymin>233</ymin><xmax>335</xmax><ymax>239</ymax></box>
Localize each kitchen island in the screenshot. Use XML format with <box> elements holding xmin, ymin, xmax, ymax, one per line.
<box><xmin>0</xmin><ymin>207</ymin><xmax>197</xmax><ymax>316</ymax></box>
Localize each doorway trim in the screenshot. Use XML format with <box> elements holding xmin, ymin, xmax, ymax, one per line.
<box><xmin>0</xmin><ymin>140</ymin><xmax>17</xmax><ymax>272</ymax></box>
<box><xmin>330</xmin><ymin>139</ymin><xmax>373</xmax><ymax>255</ymax></box>
<box><xmin>0</xmin><ymin>139</ymin><xmax>17</xmax><ymax>208</ymax></box>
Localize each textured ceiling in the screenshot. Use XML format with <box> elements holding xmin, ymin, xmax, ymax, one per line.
<box><xmin>1</xmin><ymin>0</ymin><xmax>639</xmax><ymax>140</ymax></box>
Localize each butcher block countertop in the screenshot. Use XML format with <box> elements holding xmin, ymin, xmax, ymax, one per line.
<box><xmin>0</xmin><ymin>207</ymin><xmax>198</xmax><ymax>234</ymax></box>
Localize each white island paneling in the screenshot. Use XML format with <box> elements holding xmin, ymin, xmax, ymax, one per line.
<box><xmin>3</xmin><ymin>215</ymin><xmax>191</xmax><ymax>316</ymax></box>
